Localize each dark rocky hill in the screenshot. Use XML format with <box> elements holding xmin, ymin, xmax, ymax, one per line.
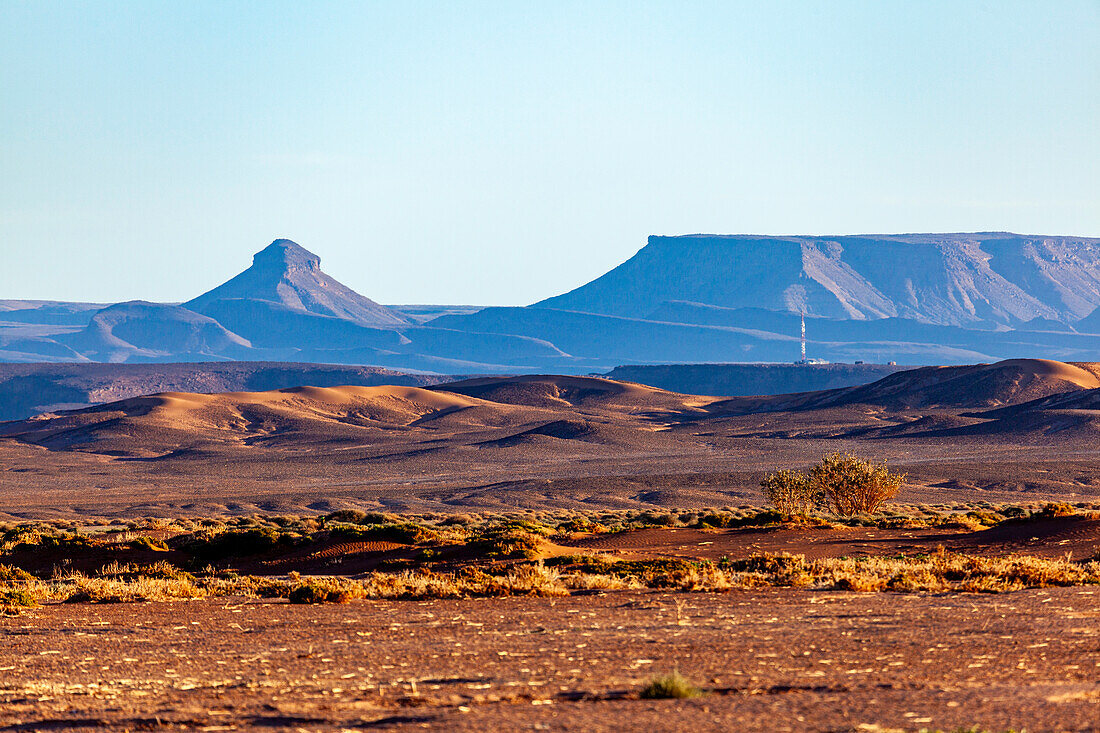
<box><xmin>603</xmin><ymin>362</ymin><xmax>913</xmax><ymax>397</ymax></box>
<box><xmin>0</xmin><ymin>361</ymin><xmax>462</xmax><ymax>421</ymax></box>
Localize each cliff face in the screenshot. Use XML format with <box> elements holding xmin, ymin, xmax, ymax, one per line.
<box><xmin>537</xmin><ymin>233</ymin><xmax>1100</xmax><ymax>327</ymax></box>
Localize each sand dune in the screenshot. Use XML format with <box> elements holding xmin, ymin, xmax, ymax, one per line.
<box><xmin>436</xmin><ymin>374</ymin><xmax>707</xmax><ymax>411</ymax></box>
<box><xmin>1</xmin><ymin>385</ymin><xmax>515</xmax><ymax>454</ymax></box>
<box><xmin>5</xmin><ymin>361</ymin><xmax>1100</xmax><ymax>516</ymax></box>
<box><xmin>711</xmin><ymin>358</ymin><xmax>1100</xmax><ymax>415</ymax></box>
<box><xmin>6</xmin><ymin>361</ymin><xmax>1100</xmax><ymax>456</ymax></box>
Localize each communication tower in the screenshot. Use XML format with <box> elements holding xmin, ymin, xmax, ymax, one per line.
<box><xmin>800</xmin><ymin>311</ymin><xmax>806</xmax><ymax>361</ymax></box>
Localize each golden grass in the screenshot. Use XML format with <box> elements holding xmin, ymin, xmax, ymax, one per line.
<box><xmin>2</xmin><ymin>500</ymin><xmax>1099</xmax><ymax>616</ymax></box>
<box><xmin>2</xmin><ymin>549</ymin><xmax>1096</xmax><ymax>616</ymax></box>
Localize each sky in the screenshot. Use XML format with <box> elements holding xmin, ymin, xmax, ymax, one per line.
<box><xmin>1</xmin><ymin>1</ymin><xmax>1098</xmax><ymax>306</ymax></box>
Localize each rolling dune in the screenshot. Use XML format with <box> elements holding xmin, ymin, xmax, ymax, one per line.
<box><xmin>5</xmin><ymin>359</ymin><xmax>1100</xmax><ymax>517</ymax></box>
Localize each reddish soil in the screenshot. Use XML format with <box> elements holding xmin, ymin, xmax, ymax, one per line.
<box><xmin>560</xmin><ymin>517</ymin><xmax>1100</xmax><ymax>562</ymax></box>
<box><xmin>3</xmin><ymin>589</ymin><xmax>1098</xmax><ymax>732</ymax></box>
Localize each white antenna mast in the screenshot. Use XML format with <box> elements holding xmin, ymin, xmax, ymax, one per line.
<box><xmin>800</xmin><ymin>311</ymin><xmax>806</xmax><ymax>362</ymax></box>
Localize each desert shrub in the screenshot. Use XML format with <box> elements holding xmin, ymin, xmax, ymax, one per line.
<box><xmin>885</xmin><ymin>568</ymin><xmax>949</xmax><ymax>593</ymax></box>
<box><xmin>640</xmin><ymin>670</ymin><xmax>701</xmax><ymax>699</ymax></box>
<box><xmin>721</xmin><ymin>553</ymin><xmax>813</xmax><ymax>587</ymax></box>
<box><xmin>487</xmin><ymin>562</ymin><xmax>567</xmax><ymax>596</ymax></box>
<box><xmin>324</xmin><ymin>509</ymin><xmax>367</xmax><ymax>524</ymax></box>
<box><xmin>555</xmin><ymin>516</ymin><xmax>606</xmax><ymax>534</ymax></box>
<box><xmin>831</xmin><ymin>574</ymin><xmax>887</xmax><ymax>592</ymax></box>
<box><xmin>0</xmin><ymin>588</ymin><xmax>40</xmax><ymax>614</ymax></box>
<box><xmin>127</xmin><ymin>536</ymin><xmax>169</xmax><ymax>552</ymax></box>
<box><xmin>330</xmin><ymin>522</ymin><xmax>439</xmax><ymax>544</ymax></box>
<box><xmin>95</xmin><ymin>560</ymin><xmax>195</xmax><ymax>582</ymax></box>
<box><xmin>727</xmin><ymin>509</ymin><xmax>795</xmax><ymax>527</ymax></box>
<box><xmin>876</xmin><ymin>516</ymin><xmax>930</xmax><ymax>529</ymax></box>
<box><xmin>1032</xmin><ymin>502</ymin><xmax>1077</xmax><ymax>519</ymax></box>
<box><xmin>325</xmin><ymin>510</ymin><xmax>392</xmax><ymax>525</ymax></box>
<box><xmin>724</xmin><ymin>553</ymin><xmax>806</xmax><ymax>575</ymax></box>
<box><xmin>60</xmin><ymin>573</ymin><xmax>205</xmax><ymax>603</ymax></box>
<box><xmin>468</xmin><ymin>525</ymin><xmax>547</xmax><ymax>560</ymax></box>
<box><xmin>563</xmin><ymin>572</ymin><xmax>643</xmax><ymax>591</ymax></box>
<box><xmin>760</xmin><ymin>469</ymin><xmax>818</xmax><ymax>515</ymax></box>
<box><xmin>0</xmin><ymin>565</ymin><xmax>35</xmax><ymax>583</ymax></box>
<box><xmin>638</xmin><ymin>511</ymin><xmax>677</xmax><ymax>527</ymax></box>
<box><xmin>185</xmin><ymin>527</ymin><xmax>301</xmax><ymax>564</ymax></box>
<box><xmin>693</xmin><ymin>512</ymin><xmax>734</xmax><ymax>529</ymax></box>
<box><xmin>963</xmin><ymin>510</ymin><xmax>1005</xmax><ymax>527</ymax></box>
<box><xmin>494</xmin><ymin>519</ymin><xmax>554</xmax><ymax>536</ymax></box>
<box><xmin>4</xmin><ymin>530</ymin><xmax>92</xmax><ymax>554</ymax></box>
<box><xmin>439</xmin><ymin>514</ymin><xmax>475</xmax><ymax>526</ymax></box>
<box><xmin>288</xmin><ymin>581</ymin><xmax>355</xmax><ymax>604</ymax></box>
<box><xmin>809</xmin><ymin>452</ymin><xmax>905</xmax><ymax>516</ymax></box>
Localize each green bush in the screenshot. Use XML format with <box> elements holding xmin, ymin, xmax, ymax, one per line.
<box><xmin>809</xmin><ymin>452</ymin><xmax>905</xmax><ymax>517</ymax></box>
<box><xmin>0</xmin><ymin>589</ymin><xmax>39</xmax><ymax>611</ymax></box>
<box><xmin>760</xmin><ymin>469</ymin><xmax>818</xmax><ymax>515</ymax></box>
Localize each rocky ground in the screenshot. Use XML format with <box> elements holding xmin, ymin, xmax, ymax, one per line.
<box><xmin>3</xmin><ymin>588</ymin><xmax>1098</xmax><ymax>732</ymax></box>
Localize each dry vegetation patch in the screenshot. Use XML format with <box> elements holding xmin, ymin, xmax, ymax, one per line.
<box><xmin>1</xmin><ymin>502</ymin><xmax>1097</xmax><ymax>615</ymax></box>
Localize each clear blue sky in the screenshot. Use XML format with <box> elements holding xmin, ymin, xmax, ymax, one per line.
<box><xmin>2</xmin><ymin>1</ymin><xmax>1097</xmax><ymax>305</ymax></box>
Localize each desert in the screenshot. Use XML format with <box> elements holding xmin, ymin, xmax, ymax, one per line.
<box><xmin>4</xmin><ymin>3</ymin><xmax>1099</xmax><ymax>730</ymax></box>
<box><xmin>4</xmin><ymin>358</ymin><xmax>1100</xmax><ymax>731</ymax></box>
<box><xmin>5</xmin><ymin>360</ymin><xmax>1100</xmax><ymax>519</ymax></box>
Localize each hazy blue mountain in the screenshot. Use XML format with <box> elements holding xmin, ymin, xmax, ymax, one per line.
<box><xmin>1073</xmin><ymin>305</ymin><xmax>1100</xmax><ymax>334</ymax></box>
<box><xmin>9</xmin><ymin>232</ymin><xmax>1100</xmax><ymax>371</ymax></box>
<box><xmin>192</xmin><ymin>297</ymin><xmax>408</xmax><ymax>350</ymax></box>
<box><xmin>428</xmin><ymin>306</ymin><xmax>993</xmax><ymax>365</ymax></box>
<box><xmin>0</xmin><ymin>300</ymin><xmax>105</xmax><ymax>326</ymax></box>
<box><xmin>57</xmin><ymin>301</ymin><xmax>254</xmax><ymax>363</ymax></box>
<box><xmin>536</xmin><ymin>233</ymin><xmax>1100</xmax><ymax>327</ymax></box>
<box><xmin>184</xmin><ymin>239</ymin><xmax>413</xmax><ymax>327</ymax></box>
<box><xmin>642</xmin><ymin>302</ymin><xmax>1100</xmax><ymax>360</ymax></box>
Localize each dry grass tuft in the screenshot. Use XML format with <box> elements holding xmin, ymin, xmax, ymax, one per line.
<box><xmin>640</xmin><ymin>670</ymin><xmax>702</xmax><ymax>699</ymax></box>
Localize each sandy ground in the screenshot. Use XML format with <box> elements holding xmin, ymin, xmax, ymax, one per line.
<box><xmin>2</xmin><ymin>589</ymin><xmax>1099</xmax><ymax>732</ymax></box>
<box><xmin>5</xmin><ymin>436</ymin><xmax>1100</xmax><ymax>521</ymax></box>
<box><xmin>7</xmin><ymin>367</ymin><xmax>1100</xmax><ymax>518</ymax></box>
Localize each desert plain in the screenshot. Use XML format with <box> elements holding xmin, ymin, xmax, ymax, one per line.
<box><xmin>2</xmin><ymin>359</ymin><xmax>1100</xmax><ymax>732</ymax></box>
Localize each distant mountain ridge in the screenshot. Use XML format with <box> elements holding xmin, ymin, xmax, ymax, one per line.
<box><xmin>7</xmin><ymin>232</ymin><xmax>1100</xmax><ymax>371</ymax></box>
<box><xmin>0</xmin><ymin>239</ymin><xmax>581</xmax><ymax>371</ymax></box>
<box><xmin>537</xmin><ymin>233</ymin><xmax>1100</xmax><ymax>327</ymax></box>
<box><xmin>60</xmin><ymin>301</ymin><xmax>253</xmax><ymax>362</ymax></box>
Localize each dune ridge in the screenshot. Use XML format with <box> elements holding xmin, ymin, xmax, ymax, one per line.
<box><xmin>6</xmin><ymin>358</ymin><xmax>1100</xmax><ymax>516</ymax></box>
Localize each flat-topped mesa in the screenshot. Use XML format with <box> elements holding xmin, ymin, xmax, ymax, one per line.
<box><xmin>183</xmin><ymin>239</ymin><xmax>412</xmax><ymax>327</ymax></box>
<box><xmin>535</xmin><ymin>232</ymin><xmax>1100</xmax><ymax>328</ymax></box>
